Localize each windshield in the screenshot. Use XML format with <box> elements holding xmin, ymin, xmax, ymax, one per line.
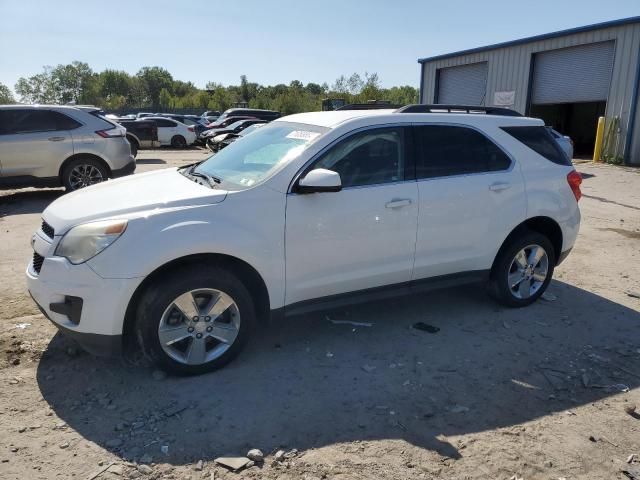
<box><xmin>194</xmin><ymin>122</ymin><xmax>328</xmax><ymax>191</ymax></box>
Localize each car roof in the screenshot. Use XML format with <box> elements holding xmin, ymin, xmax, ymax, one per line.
<box><xmin>277</xmin><ymin>109</ymin><xmax>543</xmax><ymax>129</ymax></box>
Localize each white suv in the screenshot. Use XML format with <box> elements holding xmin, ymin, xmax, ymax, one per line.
<box><xmin>27</xmin><ymin>105</ymin><xmax>582</xmax><ymax>375</ymax></box>
<box><xmin>0</xmin><ymin>105</ymin><xmax>135</xmax><ymax>190</ymax></box>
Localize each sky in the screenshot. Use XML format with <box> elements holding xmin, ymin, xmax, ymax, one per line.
<box><xmin>1</xmin><ymin>0</ymin><xmax>639</xmax><ymax>94</ymax></box>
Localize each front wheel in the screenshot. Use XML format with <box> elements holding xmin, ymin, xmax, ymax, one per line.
<box><xmin>135</xmin><ymin>265</ymin><xmax>255</xmax><ymax>375</ymax></box>
<box><xmin>488</xmin><ymin>230</ymin><xmax>555</xmax><ymax>307</ymax></box>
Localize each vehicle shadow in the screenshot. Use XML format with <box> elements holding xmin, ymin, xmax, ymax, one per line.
<box><xmin>36</xmin><ymin>280</ymin><xmax>640</xmax><ymax>465</ymax></box>
<box><xmin>135</xmin><ymin>158</ymin><xmax>166</xmax><ymax>165</ymax></box>
<box><xmin>0</xmin><ymin>189</ymin><xmax>63</xmax><ymax>217</ymax></box>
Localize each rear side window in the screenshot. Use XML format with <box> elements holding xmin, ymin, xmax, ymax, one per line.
<box><xmin>501</xmin><ymin>126</ymin><xmax>571</xmax><ymax>166</ymax></box>
<box><xmin>153</xmin><ymin>119</ymin><xmax>176</xmax><ymax>128</ymax></box>
<box><xmin>415</xmin><ymin>125</ymin><xmax>511</xmax><ymax>179</ymax></box>
<box><xmin>0</xmin><ymin>109</ymin><xmax>81</xmax><ymax>134</ymax></box>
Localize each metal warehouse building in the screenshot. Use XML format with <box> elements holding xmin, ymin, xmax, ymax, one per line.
<box><xmin>418</xmin><ymin>17</ymin><xmax>640</xmax><ymax>164</ymax></box>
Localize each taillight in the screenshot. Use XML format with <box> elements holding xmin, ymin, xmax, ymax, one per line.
<box><xmin>96</xmin><ymin>128</ymin><xmax>124</xmax><ymax>138</ymax></box>
<box><xmin>188</xmin><ymin>126</ymin><xmax>195</xmax><ymax>132</ymax></box>
<box><xmin>567</xmin><ymin>170</ymin><xmax>582</xmax><ymax>201</ymax></box>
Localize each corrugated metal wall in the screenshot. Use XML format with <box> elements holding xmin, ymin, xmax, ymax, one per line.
<box><xmin>420</xmin><ymin>22</ymin><xmax>640</xmax><ymax>164</ymax></box>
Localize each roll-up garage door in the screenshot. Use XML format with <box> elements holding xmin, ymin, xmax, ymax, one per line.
<box><xmin>436</xmin><ymin>62</ymin><xmax>488</xmax><ymax>105</ymax></box>
<box><xmin>531</xmin><ymin>41</ymin><xmax>615</xmax><ymax>104</ymax></box>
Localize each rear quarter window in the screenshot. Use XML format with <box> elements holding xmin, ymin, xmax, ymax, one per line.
<box><xmin>501</xmin><ymin>126</ymin><xmax>571</xmax><ymax>166</ymax></box>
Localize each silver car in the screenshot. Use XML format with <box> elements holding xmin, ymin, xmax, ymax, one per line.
<box><xmin>0</xmin><ymin>105</ymin><xmax>135</xmax><ymax>191</ymax></box>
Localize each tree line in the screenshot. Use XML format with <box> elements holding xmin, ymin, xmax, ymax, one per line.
<box><xmin>0</xmin><ymin>62</ymin><xmax>418</xmax><ymax>114</ymax></box>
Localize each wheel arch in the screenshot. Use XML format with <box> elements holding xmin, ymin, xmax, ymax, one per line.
<box><xmin>122</xmin><ymin>253</ymin><xmax>271</xmax><ymax>352</ymax></box>
<box><xmin>494</xmin><ymin>216</ymin><xmax>563</xmax><ymax>269</ymax></box>
<box><xmin>126</xmin><ymin>133</ymin><xmax>140</xmax><ymax>148</ymax></box>
<box><xmin>59</xmin><ymin>153</ymin><xmax>112</xmax><ymax>180</ymax></box>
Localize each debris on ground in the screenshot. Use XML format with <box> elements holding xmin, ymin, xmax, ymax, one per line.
<box><xmin>622</xmin><ymin>466</ymin><xmax>640</xmax><ymax>480</ymax></box>
<box><xmin>214</xmin><ymin>456</ymin><xmax>251</xmax><ymax>471</ymax></box>
<box><xmin>625</xmin><ymin>290</ymin><xmax>640</xmax><ymax>299</ymax></box>
<box><xmin>447</xmin><ymin>405</ymin><xmax>470</xmax><ymax>414</ymax></box>
<box><xmin>326</xmin><ymin>316</ymin><xmax>373</xmax><ymax>327</ymax></box>
<box><xmin>541</xmin><ymin>292</ymin><xmax>557</xmax><ymax>301</ymax></box>
<box><xmin>195</xmin><ymin>459</ymin><xmax>204</xmax><ymax>471</ymax></box>
<box><xmin>361</xmin><ymin>364</ymin><xmax>376</xmax><ymax>373</ymax></box>
<box><xmin>412</xmin><ymin>322</ymin><xmax>440</xmax><ymax>333</ymax></box>
<box><xmin>627</xmin><ymin>454</ymin><xmax>636</xmax><ymax>464</ymax></box>
<box><xmin>246</xmin><ymin>448</ymin><xmax>264</xmax><ymax>462</ymax></box>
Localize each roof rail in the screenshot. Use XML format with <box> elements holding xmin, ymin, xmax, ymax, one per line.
<box><xmin>395</xmin><ymin>104</ymin><xmax>522</xmax><ymax>117</ymax></box>
<box><xmin>336</xmin><ymin>103</ymin><xmax>403</xmax><ymax>111</ymax></box>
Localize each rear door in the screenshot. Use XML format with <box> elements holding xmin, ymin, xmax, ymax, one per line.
<box><xmin>154</xmin><ymin>118</ymin><xmax>176</xmax><ymax>145</ymax></box>
<box><xmin>0</xmin><ymin>109</ymin><xmax>77</xmax><ymax>179</ymax></box>
<box><xmin>412</xmin><ymin>124</ymin><xmax>526</xmax><ymax>279</ymax></box>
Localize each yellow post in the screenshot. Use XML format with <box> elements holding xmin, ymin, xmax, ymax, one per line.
<box><xmin>593</xmin><ymin>116</ymin><xmax>606</xmax><ymax>163</ymax></box>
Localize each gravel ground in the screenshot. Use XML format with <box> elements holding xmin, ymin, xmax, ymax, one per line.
<box><xmin>0</xmin><ymin>150</ymin><xmax>639</xmax><ymax>480</ymax></box>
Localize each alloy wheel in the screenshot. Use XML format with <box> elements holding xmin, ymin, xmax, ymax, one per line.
<box><xmin>158</xmin><ymin>288</ymin><xmax>241</xmax><ymax>365</ymax></box>
<box><xmin>507</xmin><ymin>244</ymin><xmax>549</xmax><ymax>299</ymax></box>
<box><xmin>69</xmin><ymin>164</ymin><xmax>104</xmax><ymax>190</ymax></box>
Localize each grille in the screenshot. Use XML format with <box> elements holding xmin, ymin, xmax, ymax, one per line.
<box><xmin>32</xmin><ymin>252</ymin><xmax>44</xmax><ymax>274</ymax></box>
<box><xmin>41</xmin><ymin>221</ymin><xmax>55</xmax><ymax>239</ymax></box>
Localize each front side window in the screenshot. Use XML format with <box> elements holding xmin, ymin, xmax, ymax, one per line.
<box><xmin>313</xmin><ymin>127</ymin><xmax>405</xmax><ymax>188</ymax></box>
<box><xmin>195</xmin><ymin>121</ymin><xmax>327</xmax><ymax>191</ymax></box>
<box><xmin>415</xmin><ymin>125</ymin><xmax>511</xmax><ymax>179</ymax></box>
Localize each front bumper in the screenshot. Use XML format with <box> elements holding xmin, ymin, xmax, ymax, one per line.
<box><xmin>29</xmin><ymin>291</ymin><xmax>122</xmax><ymax>356</ymax></box>
<box><xmin>26</xmin><ymin>229</ymin><xmax>142</xmax><ymax>357</ymax></box>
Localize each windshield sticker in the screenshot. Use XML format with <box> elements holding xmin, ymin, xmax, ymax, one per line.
<box><xmin>286</xmin><ymin>130</ymin><xmax>320</xmax><ymax>142</ymax></box>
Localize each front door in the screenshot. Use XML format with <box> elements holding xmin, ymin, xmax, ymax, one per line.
<box><xmin>285</xmin><ymin>126</ymin><xmax>419</xmax><ymax>306</ymax></box>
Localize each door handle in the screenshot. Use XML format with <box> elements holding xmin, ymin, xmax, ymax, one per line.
<box><xmin>489</xmin><ymin>182</ymin><xmax>511</xmax><ymax>192</ymax></box>
<box><xmin>48</xmin><ymin>136</ymin><xmax>65</xmax><ymax>142</ymax></box>
<box><xmin>385</xmin><ymin>199</ymin><xmax>412</xmax><ymax>209</ymax></box>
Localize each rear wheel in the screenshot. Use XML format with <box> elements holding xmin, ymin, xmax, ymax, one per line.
<box><xmin>171</xmin><ymin>135</ymin><xmax>187</xmax><ymax>148</ymax></box>
<box><xmin>62</xmin><ymin>157</ymin><xmax>108</xmax><ymax>191</ymax></box>
<box><xmin>488</xmin><ymin>230</ymin><xmax>555</xmax><ymax>307</ymax></box>
<box><xmin>135</xmin><ymin>265</ymin><xmax>255</xmax><ymax>375</ymax></box>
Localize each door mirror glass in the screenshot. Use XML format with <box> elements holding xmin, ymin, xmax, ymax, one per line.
<box><xmin>297</xmin><ymin>168</ymin><xmax>342</xmax><ymax>193</ymax></box>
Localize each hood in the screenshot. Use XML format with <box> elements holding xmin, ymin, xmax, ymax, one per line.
<box><xmin>44</xmin><ymin>168</ymin><xmax>227</xmax><ymax>233</ymax></box>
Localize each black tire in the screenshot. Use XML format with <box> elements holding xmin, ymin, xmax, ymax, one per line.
<box><xmin>171</xmin><ymin>135</ymin><xmax>187</xmax><ymax>148</ymax></box>
<box><xmin>135</xmin><ymin>265</ymin><xmax>255</xmax><ymax>375</ymax></box>
<box><xmin>487</xmin><ymin>229</ymin><xmax>556</xmax><ymax>308</ymax></box>
<box><xmin>62</xmin><ymin>157</ymin><xmax>109</xmax><ymax>192</ymax></box>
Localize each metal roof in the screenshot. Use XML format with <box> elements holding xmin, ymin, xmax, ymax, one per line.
<box><xmin>418</xmin><ymin>16</ymin><xmax>640</xmax><ymax>63</ymax></box>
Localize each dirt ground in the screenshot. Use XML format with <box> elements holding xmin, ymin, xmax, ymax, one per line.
<box><xmin>0</xmin><ymin>149</ymin><xmax>639</xmax><ymax>480</ymax></box>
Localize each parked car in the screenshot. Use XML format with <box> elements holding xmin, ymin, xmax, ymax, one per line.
<box><xmin>0</xmin><ymin>105</ymin><xmax>135</xmax><ymax>191</ymax></box>
<box><xmin>196</xmin><ymin>116</ymin><xmax>258</xmax><ymax>144</ymax></box>
<box><xmin>27</xmin><ymin>105</ymin><xmax>581</xmax><ymax>375</ymax></box>
<box><xmin>144</xmin><ymin>117</ymin><xmax>197</xmax><ymax>147</ymax></box>
<box><xmin>159</xmin><ymin>114</ymin><xmax>209</xmax><ymax>136</ymax></box>
<box><xmin>202</xmin><ymin>119</ymin><xmax>267</xmax><ymax>150</ymax></box>
<box><xmin>208</xmin><ymin>123</ymin><xmax>265</xmax><ymax>153</ymax></box>
<box><xmin>547</xmin><ymin>127</ymin><xmax>574</xmax><ymax>160</ymax></box>
<box><xmin>136</xmin><ymin>112</ymin><xmax>155</xmax><ymax>118</ymax></box>
<box><xmin>215</xmin><ymin>108</ymin><xmax>280</xmax><ymax>123</ymax></box>
<box><xmin>116</xmin><ymin>119</ymin><xmax>161</xmax><ymax>156</ymax></box>
<box><xmin>201</xmin><ymin>110</ymin><xmax>221</xmax><ymax>119</ymax></box>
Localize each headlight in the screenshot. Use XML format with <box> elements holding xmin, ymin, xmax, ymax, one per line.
<box><xmin>55</xmin><ymin>219</ymin><xmax>128</xmax><ymax>264</ymax></box>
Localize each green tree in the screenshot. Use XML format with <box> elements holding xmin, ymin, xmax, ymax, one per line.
<box><xmin>137</xmin><ymin>66</ymin><xmax>173</xmax><ymax>109</ymax></box>
<box><xmin>51</xmin><ymin>61</ymin><xmax>93</xmax><ymax>103</ymax></box>
<box><xmin>159</xmin><ymin>88</ymin><xmax>172</xmax><ymax>109</ymax></box>
<box><xmin>0</xmin><ymin>83</ymin><xmax>15</xmax><ymax>103</ymax></box>
<box><xmin>15</xmin><ymin>66</ymin><xmax>58</xmax><ymax>103</ymax></box>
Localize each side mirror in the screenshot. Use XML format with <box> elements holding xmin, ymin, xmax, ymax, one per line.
<box><xmin>296</xmin><ymin>168</ymin><xmax>342</xmax><ymax>194</ymax></box>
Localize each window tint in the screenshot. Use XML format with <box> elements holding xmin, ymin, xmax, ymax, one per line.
<box><xmin>502</xmin><ymin>126</ymin><xmax>571</xmax><ymax>165</ymax></box>
<box><xmin>415</xmin><ymin>125</ymin><xmax>511</xmax><ymax>179</ymax></box>
<box><xmin>153</xmin><ymin>119</ymin><xmax>176</xmax><ymax>128</ymax></box>
<box><xmin>314</xmin><ymin>127</ymin><xmax>405</xmax><ymax>188</ymax></box>
<box><xmin>0</xmin><ymin>109</ymin><xmax>81</xmax><ymax>134</ymax></box>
